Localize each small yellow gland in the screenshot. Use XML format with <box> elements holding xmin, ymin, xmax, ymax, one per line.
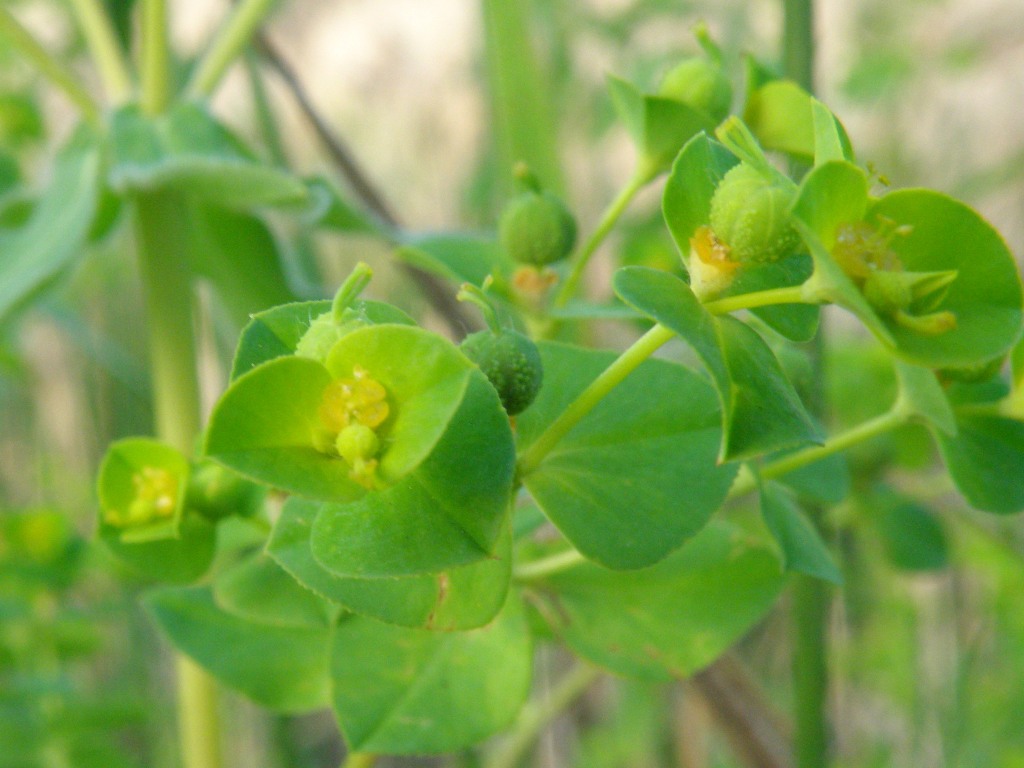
<box><xmin>318</xmin><ymin>366</ymin><xmax>389</xmax><ymax>433</ymax></box>
<box><xmin>106</xmin><ymin>466</ymin><xmax>178</xmax><ymax>527</ymax></box>
<box><xmin>688</xmin><ymin>226</ymin><xmax>741</xmax><ymax>300</ymax></box>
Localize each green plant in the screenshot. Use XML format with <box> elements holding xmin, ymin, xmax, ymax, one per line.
<box><xmin>3</xmin><ymin>2</ymin><xmax>1024</xmax><ymax>767</ymax></box>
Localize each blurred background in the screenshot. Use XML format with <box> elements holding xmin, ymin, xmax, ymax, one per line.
<box><xmin>2</xmin><ymin>0</ymin><xmax>1024</xmax><ymax>766</ymax></box>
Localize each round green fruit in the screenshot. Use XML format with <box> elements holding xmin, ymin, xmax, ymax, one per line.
<box><xmin>460</xmin><ymin>330</ymin><xmax>543</xmax><ymax>416</ymax></box>
<box><xmin>708</xmin><ymin>163</ymin><xmax>799</xmax><ymax>264</ymax></box>
<box><xmin>499</xmin><ymin>190</ymin><xmax>576</xmax><ymax>267</ymax></box>
<box><xmin>658</xmin><ymin>57</ymin><xmax>732</xmax><ymax>122</ymax></box>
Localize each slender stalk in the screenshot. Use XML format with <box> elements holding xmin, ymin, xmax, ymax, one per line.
<box><xmin>553</xmin><ymin>169</ymin><xmax>647</xmax><ymax>308</ymax></box>
<box><xmin>517</xmin><ymin>323</ymin><xmax>675</xmax><ymax>475</ymax></box>
<box><xmin>703</xmin><ymin>285</ymin><xmax>809</xmax><ymax>316</ymax></box>
<box><xmin>188</xmin><ymin>0</ymin><xmax>279</xmax><ymax>99</ymax></box>
<box><xmin>140</xmin><ymin>0</ymin><xmax>170</xmax><ymax>115</ymax></box>
<box><xmin>728</xmin><ymin>410</ymin><xmax>906</xmax><ymax>499</ymax></box>
<box><xmin>485</xmin><ymin>663</ymin><xmax>602</xmax><ymax>768</ymax></box>
<box><xmin>514</xmin><ymin>546</ymin><xmax>585</xmax><ymax>581</ymax></box>
<box><xmin>135</xmin><ymin>191</ymin><xmax>222</xmax><ymax>768</ymax></box>
<box><xmin>783</xmin><ymin>0</ymin><xmax>815</xmax><ymax>93</ymax></box>
<box><xmin>0</xmin><ymin>7</ymin><xmax>100</xmax><ymax>124</ymax></box>
<box><xmin>67</xmin><ymin>0</ymin><xmax>132</xmax><ymax>102</ymax></box>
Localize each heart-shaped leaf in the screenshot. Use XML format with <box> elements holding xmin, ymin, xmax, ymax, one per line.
<box><xmin>330</xmin><ymin>592</ymin><xmax>532</xmax><ymax>753</ymax></box>
<box><xmin>212</xmin><ymin>552</ymin><xmax>336</xmax><ymax>629</ymax></box>
<box><xmin>760</xmin><ymin>482</ymin><xmax>842</xmax><ymax>584</ymax></box>
<box><xmin>516</xmin><ymin>340</ymin><xmax>737</xmax><ymax>569</ymax></box>
<box><xmin>529</xmin><ymin>522</ymin><xmax>785</xmax><ymax>680</ymax></box>
<box><xmin>269</xmin><ymin>497</ymin><xmax>510</xmax><ymax>630</ymax></box>
<box><xmin>146</xmin><ymin>586</ymin><xmax>331</xmax><ymax>713</ymax></box>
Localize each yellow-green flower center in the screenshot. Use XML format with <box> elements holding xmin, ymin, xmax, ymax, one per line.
<box><xmin>105</xmin><ymin>466</ymin><xmax>179</xmax><ymax>528</ymax></box>
<box><xmin>314</xmin><ymin>366</ymin><xmax>389</xmax><ymax>488</ymax></box>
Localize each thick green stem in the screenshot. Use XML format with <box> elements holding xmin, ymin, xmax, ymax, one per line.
<box><xmin>188</xmin><ymin>0</ymin><xmax>279</xmax><ymax>99</ymax></box>
<box><xmin>486</xmin><ymin>664</ymin><xmax>602</xmax><ymax>768</ymax></box>
<box><xmin>783</xmin><ymin>0</ymin><xmax>815</xmax><ymax>93</ymax></box>
<box><xmin>135</xmin><ymin>192</ymin><xmax>222</xmax><ymax>768</ymax></box>
<box><xmin>553</xmin><ymin>169</ymin><xmax>647</xmax><ymax>308</ymax></box>
<box><xmin>68</xmin><ymin>0</ymin><xmax>132</xmax><ymax>102</ymax></box>
<box><xmin>140</xmin><ymin>0</ymin><xmax>170</xmax><ymax>115</ymax></box>
<box><xmin>0</xmin><ymin>7</ymin><xmax>100</xmax><ymax>124</ymax></box>
<box><xmin>518</xmin><ymin>323</ymin><xmax>674</xmax><ymax>475</ymax></box>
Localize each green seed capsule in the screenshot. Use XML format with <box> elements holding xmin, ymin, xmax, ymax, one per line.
<box><xmin>708</xmin><ymin>163</ymin><xmax>799</xmax><ymax>264</ymax></box>
<box><xmin>460</xmin><ymin>330</ymin><xmax>543</xmax><ymax>416</ymax></box>
<box><xmin>499</xmin><ymin>190</ymin><xmax>577</xmax><ymax>267</ymax></box>
<box><xmin>658</xmin><ymin>57</ymin><xmax>732</xmax><ymax>122</ymax></box>
<box><xmin>295</xmin><ymin>309</ymin><xmax>366</xmax><ymax>363</ymax></box>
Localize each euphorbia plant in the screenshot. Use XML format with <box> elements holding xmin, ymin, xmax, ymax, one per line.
<box><xmin>4</xmin><ymin>1</ymin><xmax>1024</xmax><ymax>767</ymax></box>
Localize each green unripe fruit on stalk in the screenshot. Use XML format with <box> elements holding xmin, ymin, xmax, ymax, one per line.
<box><xmin>708</xmin><ymin>163</ymin><xmax>799</xmax><ymax>264</ymax></box>
<box><xmin>499</xmin><ymin>190</ymin><xmax>577</xmax><ymax>267</ymax></box>
<box><xmin>460</xmin><ymin>330</ymin><xmax>544</xmax><ymax>416</ymax></box>
<box><xmin>658</xmin><ymin>57</ymin><xmax>732</xmax><ymax>122</ymax></box>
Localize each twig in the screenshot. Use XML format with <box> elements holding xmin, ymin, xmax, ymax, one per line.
<box><xmin>254</xmin><ymin>35</ymin><xmax>475</xmax><ymax>336</ymax></box>
<box><xmin>692</xmin><ymin>653</ymin><xmax>794</xmax><ymax>768</ymax></box>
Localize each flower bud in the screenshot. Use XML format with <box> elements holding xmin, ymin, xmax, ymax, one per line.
<box><xmin>460</xmin><ymin>329</ymin><xmax>543</xmax><ymax>416</ymax></box>
<box><xmin>499</xmin><ymin>190</ymin><xmax>577</xmax><ymax>267</ymax></box>
<box><xmin>658</xmin><ymin>57</ymin><xmax>732</xmax><ymax>122</ymax></box>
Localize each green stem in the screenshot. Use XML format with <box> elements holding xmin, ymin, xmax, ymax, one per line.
<box><xmin>188</xmin><ymin>0</ymin><xmax>279</xmax><ymax>99</ymax></box>
<box><xmin>245</xmin><ymin>52</ymin><xmax>289</xmax><ymax>166</ymax></box>
<box><xmin>340</xmin><ymin>753</ymin><xmax>377</xmax><ymax>768</ymax></box>
<box><xmin>140</xmin><ymin>0</ymin><xmax>170</xmax><ymax>115</ymax></box>
<box><xmin>552</xmin><ymin>169</ymin><xmax>647</xmax><ymax>309</ymax></box>
<box><xmin>0</xmin><ymin>7</ymin><xmax>100</xmax><ymax>124</ymax></box>
<box><xmin>518</xmin><ymin>323</ymin><xmax>675</xmax><ymax>475</ymax></box>
<box><xmin>513</xmin><ymin>546</ymin><xmax>585</xmax><ymax>581</ymax></box>
<box><xmin>729</xmin><ymin>409</ymin><xmax>905</xmax><ymax>499</ymax></box>
<box><xmin>783</xmin><ymin>0</ymin><xmax>815</xmax><ymax>93</ymax></box>
<box><xmin>703</xmin><ymin>285</ymin><xmax>809</xmax><ymax>316</ymax></box>
<box><xmin>485</xmin><ymin>663</ymin><xmax>602</xmax><ymax>768</ymax></box>
<box><xmin>135</xmin><ymin>191</ymin><xmax>222</xmax><ymax>768</ymax></box>
<box><xmin>67</xmin><ymin>0</ymin><xmax>132</xmax><ymax>102</ymax></box>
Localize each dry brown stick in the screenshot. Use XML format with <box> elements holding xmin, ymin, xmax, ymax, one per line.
<box><xmin>255</xmin><ymin>34</ymin><xmax>476</xmax><ymax>337</ymax></box>
<box><xmin>692</xmin><ymin>653</ymin><xmax>794</xmax><ymax>768</ymax></box>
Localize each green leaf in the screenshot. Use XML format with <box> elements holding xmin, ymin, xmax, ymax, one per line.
<box><xmin>608</xmin><ymin>76</ymin><xmax>715</xmax><ymax>177</ymax></box>
<box><xmin>872</xmin><ymin>491</ymin><xmax>949</xmax><ymax>571</ymax></box>
<box><xmin>613</xmin><ymin>267</ymin><xmax>821</xmax><ymax>462</ymax></box>
<box><xmin>715</xmin><ymin>316</ymin><xmax>823</xmax><ymax>459</ymax></box>
<box><xmin>330</xmin><ymin>592</ymin><xmax>532</xmax><ymax>753</ymax></box>
<box><xmin>760</xmin><ymin>482</ymin><xmax>842</xmax><ymax>584</ymax></box>
<box><xmin>109</xmin><ymin>104</ymin><xmax>308</xmax><ymax>208</ymax></box>
<box><xmin>146</xmin><ymin>585</ymin><xmax>331</xmax><ymax>713</ymax></box>
<box><xmin>304</xmin><ymin>175</ymin><xmax>379</xmax><ymax>234</ymax></box>
<box><xmin>866</xmin><ymin>190</ymin><xmax>1024</xmax><ymax>368</ymax></box>
<box><xmin>937</xmin><ymin>414</ymin><xmax>1024</xmax><ymax>514</ymax></box>
<box><xmin>269</xmin><ymin>497</ymin><xmax>511</xmax><ymax>630</ymax></box>
<box><xmin>0</xmin><ymin>126</ymin><xmax>100</xmax><ymax>321</ymax></box>
<box><xmin>229</xmin><ymin>299</ymin><xmax>413</xmax><ymax>381</ymax></box>
<box><xmin>530</xmin><ymin>522</ymin><xmax>785</xmax><ymax>680</ymax></box>
<box><xmin>99</xmin><ymin>513</ymin><xmax>216</xmax><ymax>584</ymax></box>
<box><xmin>726</xmin><ymin>256</ymin><xmax>820</xmax><ymax>342</ymax></box>
<box><xmin>893</xmin><ymin>361</ymin><xmax>956</xmax><ymax>435</ymax></box>
<box><xmin>395</xmin><ymin>233</ymin><xmax>503</xmax><ymax>287</ymax></box>
<box><xmin>187</xmin><ymin>203</ymin><xmax>296</xmax><ymax>326</ymax></box>
<box><xmin>662</xmin><ymin>133</ymin><xmax>738</xmax><ymax>255</ymax></box>
<box><xmin>775</xmin><ymin>450</ymin><xmax>850</xmax><ymax>505</ymax></box>
<box><xmin>206</xmin><ymin>325</ymin><xmax>473</xmax><ymax>500</ymax></box>
<box><xmin>517</xmin><ymin>340</ymin><xmax>737</xmax><ymax>569</ymax></box>
<box><xmin>744</xmin><ymin>81</ymin><xmax>852</xmax><ymax>164</ymax></box>
<box><xmin>212</xmin><ymin>553</ymin><xmax>336</xmax><ymax>628</ymax></box>
<box><xmin>811</xmin><ymin>97</ymin><xmax>854</xmax><ymax>165</ymax></box>
<box><xmin>310</xmin><ymin>372</ymin><xmax>514</xmax><ymax>576</ymax></box>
